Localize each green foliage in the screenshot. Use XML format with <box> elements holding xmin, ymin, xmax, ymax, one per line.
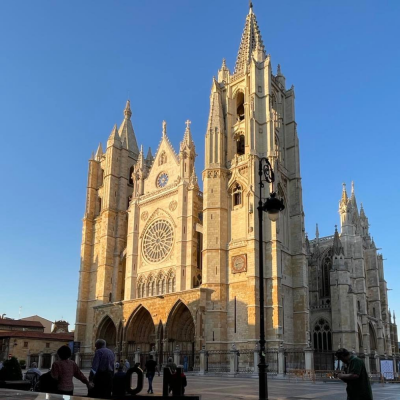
<box><xmin>19</xmin><ymin>359</ymin><xmax>26</xmax><ymax>369</ymax></box>
<box><xmin>0</xmin><ymin>357</ymin><xmax>23</xmax><ymax>381</ymax></box>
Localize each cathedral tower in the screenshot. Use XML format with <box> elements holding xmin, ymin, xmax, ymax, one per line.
<box><xmin>202</xmin><ymin>4</ymin><xmax>309</xmax><ymax>348</ymax></box>
<box><xmin>75</xmin><ymin>101</ymin><xmax>139</xmax><ymax>353</ymax></box>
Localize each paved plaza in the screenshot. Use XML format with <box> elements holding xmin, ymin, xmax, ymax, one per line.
<box><xmin>69</xmin><ymin>373</ymin><xmax>400</xmax><ymax>400</ymax></box>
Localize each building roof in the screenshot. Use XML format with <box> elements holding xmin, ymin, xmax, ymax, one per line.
<box><xmin>0</xmin><ymin>319</ymin><xmax>44</xmax><ymax>328</ymax></box>
<box><xmin>20</xmin><ymin>315</ymin><xmax>53</xmax><ymax>324</ymax></box>
<box><xmin>0</xmin><ymin>331</ymin><xmax>73</xmax><ymax>341</ymax></box>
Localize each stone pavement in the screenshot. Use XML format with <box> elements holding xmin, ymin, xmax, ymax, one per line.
<box><xmin>69</xmin><ymin>373</ymin><xmax>400</xmax><ymax>399</ymax></box>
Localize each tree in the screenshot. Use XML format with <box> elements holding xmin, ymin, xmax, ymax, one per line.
<box><xmin>0</xmin><ymin>357</ymin><xmax>23</xmax><ymax>380</ymax></box>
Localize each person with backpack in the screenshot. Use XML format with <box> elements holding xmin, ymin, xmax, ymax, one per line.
<box><xmin>50</xmin><ymin>345</ymin><xmax>91</xmax><ymax>395</ymax></box>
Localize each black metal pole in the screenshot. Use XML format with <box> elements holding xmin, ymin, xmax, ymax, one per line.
<box><xmin>258</xmin><ymin>159</ymin><xmax>268</xmax><ymax>400</ymax></box>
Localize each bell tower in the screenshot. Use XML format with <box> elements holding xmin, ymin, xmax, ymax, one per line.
<box><xmin>202</xmin><ymin>3</ymin><xmax>308</xmax><ymax>348</ymax></box>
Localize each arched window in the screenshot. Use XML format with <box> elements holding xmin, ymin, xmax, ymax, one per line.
<box><xmin>358</xmin><ymin>325</ymin><xmax>363</xmax><ymax>351</ymax></box>
<box><xmin>369</xmin><ymin>323</ymin><xmax>377</xmax><ymax>351</ymax></box>
<box><xmin>321</xmin><ymin>250</ymin><xmax>332</xmax><ymax>298</ymax></box>
<box><xmin>313</xmin><ymin>318</ymin><xmax>332</xmax><ymax>351</ymax></box>
<box><xmin>128</xmin><ymin>166</ymin><xmax>134</xmax><ymax>185</ymax></box>
<box><xmin>157</xmin><ymin>277</ymin><xmax>163</xmax><ymax>295</ymax></box>
<box><xmin>99</xmin><ymin>169</ymin><xmax>104</xmax><ymax>186</ymax></box>
<box><xmin>168</xmin><ymin>272</ymin><xmax>176</xmax><ymax>293</ymax></box>
<box><xmin>236</xmin><ymin>92</ymin><xmax>245</xmax><ymax>121</ymax></box>
<box><xmin>236</xmin><ymin>135</ymin><xmax>245</xmax><ymax>155</ymax></box>
<box><xmin>232</xmin><ymin>184</ymin><xmax>242</xmax><ymax>207</ymax></box>
<box><xmin>137</xmin><ymin>278</ymin><xmax>144</xmax><ymax>299</ymax></box>
<box><xmin>358</xmin><ymin>300</ymin><xmax>361</xmax><ymax>312</ymax></box>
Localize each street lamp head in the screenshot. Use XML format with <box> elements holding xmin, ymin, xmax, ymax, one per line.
<box><xmin>262</xmin><ymin>192</ymin><xmax>285</xmax><ymax>221</ymax></box>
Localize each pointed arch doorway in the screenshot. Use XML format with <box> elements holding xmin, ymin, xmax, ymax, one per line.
<box><xmin>166</xmin><ymin>301</ymin><xmax>196</xmax><ymax>370</ymax></box>
<box><xmin>97</xmin><ymin>316</ymin><xmax>117</xmax><ymax>352</ymax></box>
<box><xmin>126</xmin><ymin>306</ymin><xmax>156</xmax><ymax>356</ymax></box>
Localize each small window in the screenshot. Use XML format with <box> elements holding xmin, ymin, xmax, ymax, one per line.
<box><xmin>233</xmin><ymin>184</ymin><xmax>242</xmax><ymax>206</ymax></box>
<box><xmin>357</xmin><ymin>301</ymin><xmax>361</xmax><ymax>312</ymax></box>
<box><xmin>46</xmin><ymin>343</ymin><xmax>50</xmax><ymax>348</ymax></box>
<box><xmin>373</xmin><ymin>307</ymin><xmax>376</xmax><ymax>318</ymax></box>
<box><xmin>236</xmin><ymin>135</ymin><xmax>245</xmax><ymax>156</ymax></box>
<box><xmin>24</xmin><ymin>342</ymin><xmax>28</xmax><ymax>348</ymax></box>
<box><xmin>128</xmin><ymin>166</ymin><xmax>134</xmax><ymax>185</ymax></box>
<box><xmin>236</xmin><ymin>92</ymin><xmax>245</xmax><ymax>121</ymax></box>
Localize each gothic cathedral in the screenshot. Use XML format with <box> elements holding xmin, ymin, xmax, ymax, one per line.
<box><xmin>75</xmin><ymin>4</ymin><xmax>397</xmax><ymax>368</ymax></box>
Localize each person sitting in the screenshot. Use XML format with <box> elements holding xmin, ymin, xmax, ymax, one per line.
<box><xmin>25</xmin><ymin>362</ymin><xmax>42</xmax><ymax>390</ymax></box>
<box><xmin>112</xmin><ymin>366</ymin><xmax>126</xmax><ymax>398</ymax></box>
<box><xmin>51</xmin><ymin>345</ymin><xmax>91</xmax><ymax>395</ymax></box>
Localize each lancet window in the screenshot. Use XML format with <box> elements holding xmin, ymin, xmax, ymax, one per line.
<box><xmin>313</xmin><ymin>318</ymin><xmax>332</xmax><ymax>351</ymax></box>
<box><xmin>232</xmin><ymin>184</ymin><xmax>243</xmax><ymax>207</ymax></box>
<box><xmin>320</xmin><ymin>250</ymin><xmax>332</xmax><ymax>298</ymax></box>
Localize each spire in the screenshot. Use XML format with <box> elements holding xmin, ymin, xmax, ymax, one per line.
<box><xmin>277</xmin><ymin>64</ymin><xmax>282</xmax><ymax>76</ymax></box>
<box><xmin>95</xmin><ymin>143</ymin><xmax>103</xmax><ymax>160</ymax></box>
<box><xmin>316</xmin><ymin>223</ymin><xmax>319</xmax><ymax>240</ymax></box>
<box><xmin>341</xmin><ymin>183</ymin><xmax>348</xmax><ymax>203</ymax></box>
<box><xmin>218</xmin><ymin>58</ymin><xmax>230</xmax><ymax>82</ymax></box>
<box><xmin>107</xmin><ymin>124</ymin><xmax>121</xmax><ymax>147</ymax></box>
<box><xmin>181</xmin><ymin>119</ymin><xmax>195</xmax><ymax>150</ymax></box>
<box><xmin>137</xmin><ymin>145</ymin><xmax>145</xmax><ymax>170</ymax></box>
<box><xmin>234</xmin><ymin>3</ymin><xmax>266</xmax><ymax>75</ymax></box>
<box><xmin>333</xmin><ymin>225</ymin><xmax>344</xmax><ymax>256</ymax></box>
<box><xmin>146</xmin><ymin>147</ymin><xmax>153</xmax><ymax>161</ymax></box>
<box><xmin>162</xmin><ymin>120</ymin><xmax>167</xmax><ymax>137</ymax></box>
<box><xmin>350</xmin><ymin>181</ymin><xmax>358</xmax><ymax>208</ymax></box>
<box><xmin>360</xmin><ymin>202</ymin><xmax>366</xmax><ymax>218</ymax></box>
<box><xmin>206</xmin><ymin>78</ymin><xmax>225</xmax><ymax>166</ymax></box>
<box><xmin>119</xmin><ymin>100</ymin><xmax>139</xmax><ymax>154</ymax></box>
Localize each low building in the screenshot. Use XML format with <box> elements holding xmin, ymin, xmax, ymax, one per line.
<box><xmin>0</xmin><ymin>319</ymin><xmax>73</xmax><ymax>368</ymax></box>
<box><xmin>0</xmin><ymin>319</ymin><xmax>44</xmax><ymax>333</ymax></box>
<box><xmin>0</xmin><ymin>331</ymin><xmax>73</xmax><ymax>368</ymax></box>
<box><xmin>20</xmin><ymin>315</ymin><xmax>53</xmax><ymax>334</ymax></box>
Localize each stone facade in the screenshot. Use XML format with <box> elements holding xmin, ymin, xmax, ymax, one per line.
<box><xmin>308</xmin><ymin>183</ymin><xmax>398</xmax><ymax>361</ymax></box>
<box><xmin>75</xmin><ymin>4</ymin><xmax>396</xmax><ymax>370</ymax></box>
<box><xmin>75</xmin><ymin>4</ymin><xmax>308</xmax><ymax>361</ymax></box>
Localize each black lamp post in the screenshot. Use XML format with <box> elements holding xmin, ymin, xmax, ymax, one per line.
<box><xmin>257</xmin><ymin>157</ymin><xmax>285</xmax><ymax>400</ymax></box>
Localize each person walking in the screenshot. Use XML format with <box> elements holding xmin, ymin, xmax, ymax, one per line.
<box><xmin>50</xmin><ymin>345</ymin><xmax>91</xmax><ymax>395</ymax></box>
<box><xmin>144</xmin><ymin>355</ymin><xmax>159</xmax><ymax>394</ymax></box>
<box><xmin>335</xmin><ymin>348</ymin><xmax>373</xmax><ymax>400</ymax></box>
<box><xmin>90</xmin><ymin>339</ymin><xmax>115</xmax><ymax>399</ymax></box>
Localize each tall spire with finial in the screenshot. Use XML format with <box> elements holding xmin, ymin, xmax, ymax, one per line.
<box><xmin>234</xmin><ymin>2</ymin><xmax>266</xmax><ymax>75</ymax></box>
<box><xmin>119</xmin><ymin>100</ymin><xmax>139</xmax><ymax>154</ymax></box>
<box><xmin>333</xmin><ymin>225</ymin><xmax>344</xmax><ymax>256</ymax></box>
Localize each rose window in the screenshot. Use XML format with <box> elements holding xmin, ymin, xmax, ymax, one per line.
<box><xmin>142</xmin><ymin>219</ymin><xmax>174</xmax><ymax>263</ymax></box>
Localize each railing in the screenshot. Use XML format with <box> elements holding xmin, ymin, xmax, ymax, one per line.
<box><xmin>237</xmin><ymin>349</ymin><xmax>254</xmax><ymax>374</ymax></box>
<box><xmin>284</xmin><ymin>349</ymin><xmax>305</xmax><ymax>372</ymax></box>
<box><xmin>206</xmin><ymin>350</ymin><xmax>230</xmax><ymax>373</ymax></box>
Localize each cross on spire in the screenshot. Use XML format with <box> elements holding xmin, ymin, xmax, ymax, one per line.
<box><xmin>185</xmin><ymin>119</ymin><xmax>191</xmax><ymax>130</ymax></box>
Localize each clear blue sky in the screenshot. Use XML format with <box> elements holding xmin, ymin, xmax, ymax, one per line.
<box><xmin>1</xmin><ymin>0</ymin><xmax>399</xmax><ymax>328</ymax></box>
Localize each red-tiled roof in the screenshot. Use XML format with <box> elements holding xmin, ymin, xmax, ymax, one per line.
<box><xmin>0</xmin><ymin>319</ymin><xmax>44</xmax><ymax>328</ymax></box>
<box><xmin>0</xmin><ymin>331</ymin><xmax>73</xmax><ymax>341</ymax></box>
